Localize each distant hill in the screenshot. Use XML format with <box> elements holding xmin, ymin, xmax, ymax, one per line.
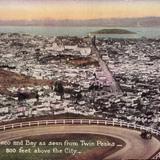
<box><xmin>91</xmin><ymin>29</ymin><xmax>135</xmax><ymax>34</ymax></box>
<box><xmin>0</xmin><ymin>17</ymin><xmax>160</xmax><ymax>27</ymax></box>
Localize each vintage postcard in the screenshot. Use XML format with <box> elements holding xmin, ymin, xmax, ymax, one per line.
<box><xmin>0</xmin><ymin>0</ymin><xmax>159</xmax><ymax>159</ymax></box>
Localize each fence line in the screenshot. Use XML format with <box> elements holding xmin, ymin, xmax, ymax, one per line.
<box><xmin>0</xmin><ymin>119</ymin><xmax>159</xmax><ymax>136</ymax></box>
<box><xmin>151</xmin><ymin>149</ymin><xmax>160</xmax><ymax>160</ymax></box>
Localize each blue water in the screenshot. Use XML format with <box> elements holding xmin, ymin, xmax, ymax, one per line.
<box><xmin>0</xmin><ymin>26</ymin><xmax>160</xmax><ymax>39</ymax></box>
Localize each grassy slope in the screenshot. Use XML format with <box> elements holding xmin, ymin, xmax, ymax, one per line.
<box><xmin>0</xmin><ymin>69</ymin><xmax>53</xmax><ymax>98</ymax></box>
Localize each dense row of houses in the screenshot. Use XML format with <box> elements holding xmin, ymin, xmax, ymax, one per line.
<box><xmin>0</xmin><ymin>33</ymin><xmax>159</xmax><ymax>131</ymax></box>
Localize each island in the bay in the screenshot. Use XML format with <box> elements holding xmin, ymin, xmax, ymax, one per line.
<box><xmin>91</xmin><ymin>29</ymin><xmax>136</xmax><ymax>34</ymax></box>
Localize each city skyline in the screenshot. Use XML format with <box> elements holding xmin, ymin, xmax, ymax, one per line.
<box><xmin>0</xmin><ymin>0</ymin><xmax>160</xmax><ymax>20</ymax></box>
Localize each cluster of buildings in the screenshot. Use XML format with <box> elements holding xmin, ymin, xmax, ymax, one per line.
<box><xmin>0</xmin><ymin>33</ymin><xmax>159</xmax><ymax>131</ymax></box>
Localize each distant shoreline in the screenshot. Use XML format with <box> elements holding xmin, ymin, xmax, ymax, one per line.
<box><xmin>0</xmin><ymin>27</ymin><xmax>160</xmax><ymax>39</ymax></box>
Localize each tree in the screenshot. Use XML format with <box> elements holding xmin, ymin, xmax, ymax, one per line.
<box><xmin>54</xmin><ymin>81</ymin><xmax>64</xmax><ymax>100</ymax></box>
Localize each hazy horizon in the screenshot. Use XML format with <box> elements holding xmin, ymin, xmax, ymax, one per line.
<box><xmin>0</xmin><ymin>0</ymin><xmax>160</xmax><ymax>21</ymax></box>
<box><xmin>0</xmin><ymin>16</ymin><xmax>160</xmax><ymax>21</ymax></box>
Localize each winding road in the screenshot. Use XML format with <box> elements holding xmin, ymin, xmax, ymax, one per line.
<box><xmin>0</xmin><ymin>124</ymin><xmax>159</xmax><ymax>159</ymax></box>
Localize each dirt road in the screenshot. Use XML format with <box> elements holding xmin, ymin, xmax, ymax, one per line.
<box><xmin>0</xmin><ymin>125</ymin><xmax>159</xmax><ymax>159</ymax></box>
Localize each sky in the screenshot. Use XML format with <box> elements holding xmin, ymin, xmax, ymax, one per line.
<box><xmin>0</xmin><ymin>0</ymin><xmax>160</xmax><ymax>20</ymax></box>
